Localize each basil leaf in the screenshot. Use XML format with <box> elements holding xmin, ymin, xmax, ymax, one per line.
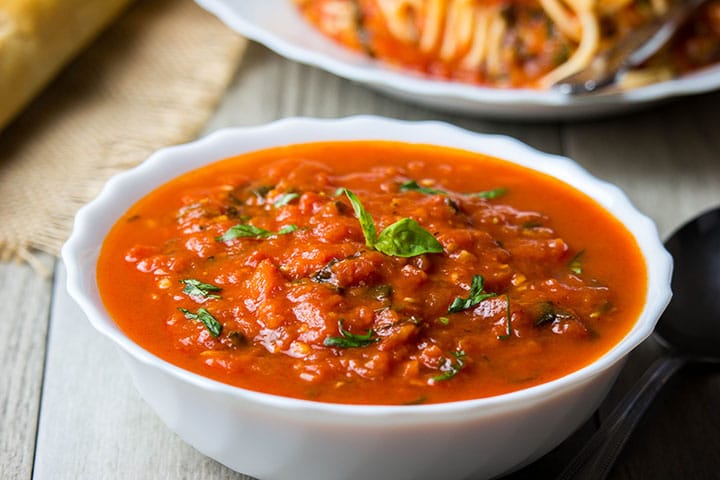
<box><xmin>447</xmin><ymin>275</ymin><xmax>497</xmax><ymax>313</ymax></box>
<box><xmin>251</xmin><ymin>185</ymin><xmax>274</xmax><ymax>202</ymax></box>
<box><xmin>399</xmin><ymin>180</ymin><xmax>446</xmax><ymax>195</ymax></box>
<box><xmin>338</xmin><ymin>188</ymin><xmax>443</xmax><ymax>258</ymax></box>
<box><xmin>178</xmin><ymin>307</ymin><xmax>223</xmax><ymax>337</ymax></box>
<box><xmin>375</xmin><ymin>218</ymin><xmax>443</xmax><ymax>257</ymax></box>
<box><xmin>338</xmin><ymin>188</ymin><xmax>376</xmax><ymax>248</ymax></box>
<box><xmin>467</xmin><ymin>187</ymin><xmax>508</xmax><ymax>200</ymax></box>
<box><xmin>273</xmin><ymin>192</ymin><xmax>299</xmax><ymax>208</ymax></box>
<box><xmin>399</xmin><ymin>179</ymin><xmax>507</xmax><ymax>200</ymax></box>
<box><xmin>535</xmin><ymin>301</ymin><xmax>574</xmax><ymax>326</ymax></box>
<box><xmin>277</xmin><ymin>224</ymin><xmax>298</xmax><ymax>235</ymax></box>
<box><xmin>216</xmin><ymin>223</ymin><xmax>297</xmax><ymax>242</ymax></box>
<box><xmin>181</xmin><ymin>279</ymin><xmax>222</xmax><ymax>299</ymax></box>
<box><xmin>522</xmin><ymin>220</ymin><xmax>543</xmax><ymax>229</ymax></box>
<box><xmin>312</xmin><ymin>258</ymin><xmax>341</xmax><ymax>285</ymax></box>
<box><xmin>568</xmin><ymin>249</ymin><xmax>585</xmax><ymax>275</ymax></box>
<box><xmin>323</xmin><ymin>319</ymin><xmax>378</xmax><ymax>348</ymax></box>
<box><xmin>216</xmin><ymin>224</ymin><xmax>271</xmax><ymax>241</ymax></box>
<box><xmin>431</xmin><ymin>350</ymin><xmax>466</xmax><ymax>382</ymax></box>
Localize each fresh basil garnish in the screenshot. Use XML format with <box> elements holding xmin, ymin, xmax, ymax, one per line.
<box><xmin>312</xmin><ymin>258</ymin><xmax>340</xmax><ymax>285</ymax></box>
<box><xmin>432</xmin><ymin>350</ymin><xmax>466</xmax><ymax>381</ymax></box>
<box><xmin>273</xmin><ymin>192</ymin><xmax>300</xmax><ymax>208</ymax></box>
<box><xmin>338</xmin><ymin>188</ymin><xmax>377</xmax><ymax>248</ymax></box>
<box><xmin>323</xmin><ymin>319</ymin><xmax>378</xmax><ymax>348</ymax></box>
<box><xmin>375</xmin><ymin>217</ymin><xmax>444</xmax><ymax>257</ymax></box>
<box><xmin>277</xmin><ymin>224</ymin><xmax>299</xmax><ymax>235</ymax></box>
<box><xmin>399</xmin><ymin>180</ymin><xmax>446</xmax><ymax>195</ymax></box>
<box><xmin>447</xmin><ymin>275</ymin><xmax>497</xmax><ymax>313</ymax></box>
<box><xmin>467</xmin><ymin>187</ymin><xmax>508</xmax><ymax>200</ymax></box>
<box><xmin>216</xmin><ymin>223</ymin><xmax>297</xmax><ymax>242</ymax></box>
<box><xmin>399</xmin><ymin>179</ymin><xmax>507</xmax><ymax>200</ymax></box>
<box><xmin>568</xmin><ymin>249</ymin><xmax>585</xmax><ymax>275</ymax></box>
<box><xmin>178</xmin><ymin>307</ymin><xmax>223</xmax><ymax>337</ymax></box>
<box><xmin>337</xmin><ymin>188</ymin><xmax>443</xmax><ymax>257</ymax></box>
<box><xmin>535</xmin><ymin>301</ymin><xmax>574</xmax><ymax>326</ymax></box>
<box><xmin>181</xmin><ymin>279</ymin><xmax>222</xmax><ymax>299</ymax></box>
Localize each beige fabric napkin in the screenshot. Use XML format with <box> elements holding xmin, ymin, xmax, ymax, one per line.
<box><xmin>0</xmin><ymin>0</ymin><xmax>246</xmax><ymax>271</ymax></box>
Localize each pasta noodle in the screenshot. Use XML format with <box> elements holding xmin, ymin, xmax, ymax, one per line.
<box><xmin>295</xmin><ymin>0</ymin><xmax>720</xmax><ymax>90</ymax></box>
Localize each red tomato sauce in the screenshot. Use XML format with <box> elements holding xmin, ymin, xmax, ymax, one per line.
<box><xmin>97</xmin><ymin>141</ymin><xmax>647</xmax><ymax>405</ymax></box>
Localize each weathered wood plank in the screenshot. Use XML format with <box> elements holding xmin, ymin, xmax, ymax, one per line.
<box><xmin>561</xmin><ymin>92</ymin><xmax>720</xmax><ymax>238</ymax></box>
<box><xmin>0</xmin><ymin>254</ymin><xmax>54</xmax><ymax>479</ymax></box>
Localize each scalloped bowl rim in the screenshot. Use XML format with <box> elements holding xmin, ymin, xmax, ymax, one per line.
<box><xmin>62</xmin><ymin>116</ymin><xmax>672</xmax><ymax>422</ymax></box>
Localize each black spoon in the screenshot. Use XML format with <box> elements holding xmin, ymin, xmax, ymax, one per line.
<box><xmin>557</xmin><ymin>206</ymin><xmax>720</xmax><ymax>480</ymax></box>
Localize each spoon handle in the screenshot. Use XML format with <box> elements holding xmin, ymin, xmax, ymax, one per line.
<box><xmin>556</xmin><ymin>355</ymin><xmax>687</xmax><ymax>480</ymax></box>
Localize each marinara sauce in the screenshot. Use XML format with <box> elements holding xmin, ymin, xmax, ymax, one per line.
<box><xmin>97</xmin><ymin>142</ymin><xmax>647</xmax><ymax>405</ymax></box>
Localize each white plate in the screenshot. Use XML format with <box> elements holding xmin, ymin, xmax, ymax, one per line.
<box><xmin>195</xmin><ymin>0</ymin><xmax>720</xmax><ymax>119</ymax></box>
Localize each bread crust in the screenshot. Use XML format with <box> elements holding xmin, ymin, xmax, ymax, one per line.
<box><xmin>0</xmin><ymin>0</ymin><xmax>132</xmax><ymax>130</ymax></box>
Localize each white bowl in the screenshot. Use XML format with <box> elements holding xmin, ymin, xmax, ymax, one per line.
<box><xmin>62</xmin><ymin>116</ymin><xmax>672</xmax><ymax>480</ymax></box>
<box><xmin>194</xmin><ymin>0</ymin><xmax>720</xmax><ymax>119</ymax></box>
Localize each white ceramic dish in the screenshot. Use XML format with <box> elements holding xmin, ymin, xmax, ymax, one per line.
<box><xmin>194</xmin><ymin>0</ymin><xmax>720</xmax><ymax>120</ymax></box>
<box><xmin>63</xmin><ymin>116</ymin><xmax>673</xmax><ymax>480</ymax></box>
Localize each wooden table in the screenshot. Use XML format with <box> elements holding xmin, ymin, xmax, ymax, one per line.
<box><xmin>3</xmin><ymin>42</ymin><xmax>720</xmax><ymax>480</ymax></box>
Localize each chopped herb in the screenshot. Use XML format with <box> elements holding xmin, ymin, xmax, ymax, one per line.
<box><xmin>399</xmin><ymin>180</ymin><xmax>446</xmax><ymax>195</ymax></box>
<box><xmin>311</xmin><ymin>254</ymin><xmax>362</xmax><ymax>289</ymax></box>
<box><xmin>277</xmin><ymin>224</ymin><xmax>299</xmax><ymax>235</ymax></box>
<box><xmin>399</xmin><ymin>179</ymin><xmax>507</xmax><ymax>200</ymax></box>
<box><xmin>522</xmin><ymin>220</ymin><xmax>543</xmax><ymax>229</ymax></box>
<box><xmin>535</xmin><ymin>301</ymin><xmax>574</xmax><ymax>326</ymax></box>
<box><xmin>224</xmin><ymin>206</ymin><xmax>242</xmax><ymax>219</ymax></box>
<box><xmin>323</xmin><ymin>319</ymin><xmax>378</xmax><ymax>348</ymax></box>
<box><xmin>498</xmin><ymin>295</ymin><xmax>513</xmax><ymax>340</ymax></box>
<box><xmin>432</xmin><ymin>351</ymin><xmax>466</xmax><ymax>382</ymax></box>
<box><xmin>312</xmin><ymin>258</ymin><xmax>340</xmax><ymax>284</ymax></box>
<box><xmin>590</xmin><ymin>300</ymin><xmax>613</xmax><ymax>319</ymax></box>
<box><xmin>216</xmin><ymin>223</ymin><xmax>297</xmax><ymax>242</ymax></box>
<box><xmin>448</xmin><ymin>275</ymin><xmax>497</xmax><ymax>313</ymax></box>
<box><xmin>438</xmin><ymin>316</ymin><xmax>450</xmax><ymax>325</ymax></box>
<box><xmin>226</xmin><ymin>330</ymin><xmax>247</xmax><ymax>347</ymax></box>
<box><xmin>445</xmin><ymin>197</ymin><xmax>460</xmax><ymax>213</ymax></box>
<box><xmin>273</xmin><ymin>192</ymin><xmax>300</xmax><ymax>208</ymax></box>
<box><xmin>569</xmin><ymin>250</ymin><xmax>585</xmax><ymax>274</ymax></box>
<box><xmin>375</xmin><ymin>218</ymin><xmax>444</xmax><ymax>257</ymax></box>
<box><xmin>178</xmin><ymin>307</ymin><xmax>222</xmax><ymax>337</ymax></box>
<box><xmin>337</xmin><ymin>188</ymin><xmax>443</xmax><ymax>257</ymax></box>
<box><xmin>181</xmin><ymin>279</ymin><xmax>222</xmax><ymax>299</ymax></box>
<box><xmin>252</xmin><ymin>185</ymin><xmax>273</xmax><ymax>199</ymax></box>
<box><xmin>368</xmin><ymin>284</ymin><xmax>393</xmax><ymax>304</ymax></box>
<box><xmin>337</xmin><ymin>188</ymin><xmax>377</xmax><ymax>248</ymax></box>
<box><xmin>403</xmin><ymin>395</ymin><xmax>428</xmax><ymax>405</ymax></box>
<box><xmin>467</xmin><ymin>187</ymin><xmax>508</xmax><ymax>200</ymax></box>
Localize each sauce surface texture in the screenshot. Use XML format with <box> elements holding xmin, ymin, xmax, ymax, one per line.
<box><xmin>97</xmin><ymin>141</ymin><xmax>647</xmax><ymax>405</ymax></box>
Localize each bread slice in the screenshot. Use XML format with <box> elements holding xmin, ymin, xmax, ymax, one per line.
<box><xmin>0</xmin><ymin>0</ymin><xmax>132</xmax><ymax>130</ymax></box>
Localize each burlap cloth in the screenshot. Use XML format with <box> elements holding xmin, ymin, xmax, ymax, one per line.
<box><xmin>0</xmin><ymin>0</ymin><xmax>246</xmax><ymax>272</ymax></box>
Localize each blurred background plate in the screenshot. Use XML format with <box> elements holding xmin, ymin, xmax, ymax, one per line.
<box><xmin>195</xmin><ymin>0</ymin><xmax>720</xmax><ymax>120</ymax></box>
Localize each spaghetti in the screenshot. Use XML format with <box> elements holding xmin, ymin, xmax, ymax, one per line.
<box><xmin>294</xmin><ymin>0</ymin><xmax>720</xmax><ymax>89</ymax></box>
